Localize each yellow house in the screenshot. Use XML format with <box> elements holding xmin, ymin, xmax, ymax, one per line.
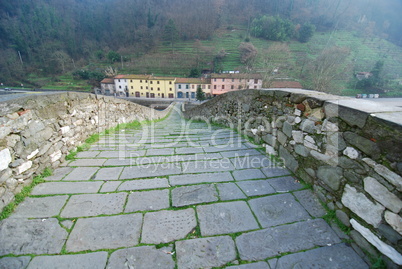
<box><xmin>127</xmin><ymin>75</ymin><xmax>176</xmax><ymax>99</ymax></box>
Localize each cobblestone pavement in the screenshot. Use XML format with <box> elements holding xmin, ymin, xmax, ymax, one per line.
<box><xmin>0</xmin><ymin>105</ymin><xmax>369</xmax><ymax>269</ymax></box>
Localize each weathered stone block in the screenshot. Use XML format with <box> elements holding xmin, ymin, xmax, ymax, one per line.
<box><xmin>363</xmin><ymin>158</ymin><xmax>402</xmax><ymax>191</ymax></box>
<box><xmin>301</xmin><ymin>119</ymin><xmax>316</xmax><ymax>134</ymax></box>
<box><xmin>304</xmin><ymin>135</ymin><xmax>318</xmax><ymax>151</ymax></box>
<box><xmin>176</xmin><ymin>236</ymin><xmax>236</xmax><ymax>269</ymax></box>
<box><xmin>317</xmin><ymin>166</ymin><xmax>343</xmax><ymax>191</ymax></box>
<box><xmin>282</xmin><ymin>121</ymin><xmax>292</xmax><ymax>137</ymax></box>
<box><xmin>292</xmin><ymin>131</ymin><xmax>303</xmax><ymax>144</ymax></box>
<box><xmin>343</xmin><ymin>147</ymin><xmax>359</xmax><ymax>159</ymax></box>
<box><xmin>384</xmin><ymin>211</ymin><xmax>402</xmax><ymax>236</ymax></box>
<box><xmin>279</xmin><ymin>146</ymin><xmax>298</xmax><ymax>173</ymax></box>
<box><xmin>15</xmin><ymin>161</ymin><xmax>32</xmax><ymax>175</ymax></box>
<box><xmin>364</xmin><ymin>177</ymin><xmax>402</xmax><ymax>213</ymax></box>
<box><xmin>0</xmin><ymin>148</ymin><xmax>11</xmax><ymax>171</ymax></box>
<box><xmin>343</xmin><ymin>132</ymin><xmax>380</xmax><ymax>159</ymax></box>
<box><xmin>342</xmin><ymin>185</ymin><xmax>384</xmax><ymax>228</ymax></box>
<box><xmin>351</xmin><ymin>219</ymin><xmax>402</xmax><ymax>266</ymax></box>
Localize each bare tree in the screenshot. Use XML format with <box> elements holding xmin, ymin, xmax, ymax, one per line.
<box><xmin>238</xmin><ymin>42</ymin><xmax>258</xmax><ymax>70</ymax></box>
<box><xmin>259</xmin><ymin>43</ymin><xmax>293</xmax><ymax>87</ymax></box>
<box><xmin>306</xmin><ymin>46</ymin><xmax>351</xmax><ymax>93</ymax></box>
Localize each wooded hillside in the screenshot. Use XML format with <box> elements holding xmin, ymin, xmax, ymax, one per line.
<box><xmin>1</xmin><ymin>0</ymin><xmax>401</xmax><ymax>94</ymax></box>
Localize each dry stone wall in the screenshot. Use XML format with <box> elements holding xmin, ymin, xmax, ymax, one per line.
<box><xmin>185</xmin><ymin>89</ymin><xmax>402</xmax><ymax>267</ymax></box>
<box><xmin>0</xmin><ymin>92</ymin><xmax>172</xmax><ymax>212</ymax></box>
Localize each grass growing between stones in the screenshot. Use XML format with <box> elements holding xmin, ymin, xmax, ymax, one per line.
<box><xmin>322</xmin><ymin>209</ymin><xmax>351</xmax><ymax>235</ymax></box>
<box><xmin>0</xmin><ymin>168</ymin><xmax>52</xmax><ymax>221</ymax></box>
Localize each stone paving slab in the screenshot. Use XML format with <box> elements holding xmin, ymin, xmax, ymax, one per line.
<box><xmin>172</xmin><ymin>184</ymin><xmax>218</xmax><ymax>207</ymax></box>
<box><xmin>182</xmin><ymin>159</ymin><xmax>234</xmax><ymax>173</ymax></box>
<box><xmin>141</xmin><ymin>208</ymin><xmax>196</xmax><ymax>244</ymax></box>
<box><xmin>230</xmin><ymin>155</ymin><xmax>272</xmax><ymax>169</ymax></box>
<box><xmin>146</xmin><ymin>148</ymin><xmax>175</xmax><ymax>156</ymax></box>
<box><xmin>27</xmin><ymin>252</ymin><xmax>108</xmax><ymax>269</ymax></box>
<box><xmin>232</xmin><ymin>169</ymin><xmax>266</xmax><ymax>181</ymax></box>
<box><xmin>68</xmin><ymin>159</ymin><xmax>106</xmax><ymax>167</ymax></box>
<box><xmin>204</xmin><ymin>144</ymin><xmax>249</xmax><ymax>153</ymax></box>
<box><xmin>62</xmin><ymin>167</ymin><xmax>99</xmax><ymax>181</ymax></box>
<box><xmin>169</xmin><ymin>172</ymin><xmax>234</xmax><ymax>186</ymax></box>
<box><xmin>118</xmin><ymin>178</ymin><xmax>170</xmax><ymax>191</ymax></box>
<box><xmin>293</xmin><ymin>189</ymin><xmax>327</xmax><ymax>217</ymax></box>
<box><xmin>226</xmin><ymin>261</ymin><xmax>270</xmax><ymax>269</ymax></box>
<box><xmin>10</xmin><ymin>196</ymin><xmax>68</xmax><ymax>219</ymax></box>
<box><xmin>31</xmin><ymin>181</ymin><xmax>103</xmax><ymax>195</ymax></box>
<box><xmin>60</xmin><ymin>193</ymin><xmax>127</xmax><ymax>218</ymax></box>
<box><xmin>217</xmin><ymin>182</ymin><xmax>247</xmax><ymax>201</ymax></box>
<box><xmin>236</xmin><ymin>219</ymin><xmax>341</xmax><ymax>261</ymax></box>
<box><xmin>93</xmin><ymin>167</ymin><xmax>123</xmax><ymax>180</ymax></box>
<box><xmin>236</xmin><ymin>180</ymin><xmax>276</xmax><ymax>197</ymax></box>
<box><xmin>176</xmin><ymin>236</ymin><xmax>236</xmax><ymax>269</ymax></box>
<box><xmin>44</xmin><ymin>167</ymin><xmax>73</xmax><ymax>181</ymax></box>
<box><xmin>120</xmin><ymin>164</ymin><xmax>181</xmax><ymax>179</ymax></box>
<box><xmin>197</xmin><ymin>201</ymin><xmax>259</xmax><ymax>236</ymax></box>
<box><xmin>0</xmin><ymin>218</ymin><xmax>67</xmax><ymax>255</ymax></box>
<box><xmin>268</xmin><ymin>176</ymin><xmax>304</xmax><ymax>192</ymax></box>
<box><xmin>220</xmin><ymin>149</ymin><xmax>263</xmax><ymax>158</ymax></box>
<box><xmin>76</xmin><ymin>151</ymin><xmax>100</xmax><ymax>158</ymax></box>
<box><xmin>66</xmin><ymin>214</ymin><xmax>142</xmax><ymax>252</ymax></box>
<box><xmin>275</xmin><ymin>243</ymin><xmax>369</xmax><ymax>268</ymax></box>
<box><xmin>100</xmin><ymin>181</ymin><xmax>122</xmax><ymax>192</ymax></box>
<box><xmin>107</xmin><ymin>246</ymin><xmax>175</xmax><ymax>269</ymax></box>
<box><xmin>125</xmin><ymin>189</ymin><xmax>170</xmax><ymax>212</ymax></box>
<box><xmin>248</xmin><ymin>193</ymin><xmax>310</xmax><ymax>227</ymax></box>
<box><xmin>260</xmin><ymin>167</ymin><xmax>291</xmax><ymax>178</ymax></box>
<box><xmin>102</xmin><ymin>158</ymin><xmax>133</xmax><ymax>166</ymax></box>
<box><xmin>0</xmin><ymin>256</ymin><xmax>31</xmax><ymax>269</ymax></box>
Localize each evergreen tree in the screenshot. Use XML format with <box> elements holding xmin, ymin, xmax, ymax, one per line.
<box><xmin>196</xmin><ymin>85</ymin><xmax>205</xmax><ymax>102</ymax></box>
<box><xmin>298</xmin><ymin>23</ymin><xmax>316</xmax><ymax>43</ymax></box>
<box><xmin>163</xmin><ymin>19</ymin><xmax>179</xmax><ymax>50</ymax></box>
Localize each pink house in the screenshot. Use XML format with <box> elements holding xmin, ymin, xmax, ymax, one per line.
<box><xmin>211</xmin><ymin>74</ymin><xmax>263</xmax><ymax>95</ymax></box>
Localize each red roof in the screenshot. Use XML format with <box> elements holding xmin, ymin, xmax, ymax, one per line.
<box><xmin>270</xmin><ymin>81</ymin><xmax>302</xmax><ymax>88</ymax></box>
<box><xmin>101</xmin><ymin>78</ymin><xmax>114</xmax><ymax>84</ymax></box>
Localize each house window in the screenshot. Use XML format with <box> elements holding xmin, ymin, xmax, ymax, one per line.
<box><xmin>140</xmin><ymin>80</ymin><xmax>142</xmax><ymax>83</ymax></box>
<box><xmin>135</xmin><ymin>92</ymin><xmax>140</xmax><ymax>97</ymax></box>
<box><xmin>146</xmin><ymin>86</ymin><xmax>148</xmax><ymax>90</ymax></box>
<box><xmin>157</xmin><ymin>81</ymin><xmax>160</xmax><ymax>84</ymax></box>
<box><xmin>192</xmin><ymin>85</ymin><xmax>195</xmax><ymax>89</ymax></box>
<box><xmin>254</xmin><ymin>79</ymin><xmax>258</xmax><ymax>84</ymax></box>
<box><xmin>131</xmin><ymin>86</ymin><xmax>133</xmax><ymax>89</ymax></box>
<box><xmin>145</xmin><ymin>80</ymin><xmax>148</xmax><ymax>83</ymax></box>
<box><xmin>222</xmin><ymin>78</ymin><xmax>225</xmax><ymax>82</ymax></box>
<box><xmin>118</xmin><ymin>79</ymin><xmax>121</xmax><ymax>82</ymax></box>
<box><xmin>214</xmin><ymin>85</ymin><xmax>217</xmax><ymax>89</ymax></box>
<box><xmin>169</xmin><ymin>93</ymin><xmax>174</xmax><ymax>98</ymax></box>
<box><xmin>214</xmin><ymin>78</ymin><xmax>216</xmax><ymax>82</ymax></box>
<box><xmin>130</xmin><ymin>80</ymin><xmax>133</xmax><ymax>82</ymax></box>
<box><xmin>119</xmin><ymin>86</ymin><xmax>122</xmax><ymax>89</ymax></box>
<box><xmin>141</xmin><ymin>86</ymin><xmax>143</xmax><ymax>90</ymax></box>
<box><xmin>179</xmin><ymin>85</ymin><xmax>182</xmax><ymax>89</ymax></box>
<box><xmin>150</xmin><ymin>93</ymin><xmax>155</xmax><ymax>98</ymax></box>
<box><xmin>186</xmin><ymin>85</ymin><xmax>189</xmax><ymax>89</ymax></box>
<box><xmin>232</xmin><ymin>78</ymin><xmax>234</xmax><ymax>82</ymax></box>
<box><xmin>146</xmin><ymin>92</ymin><xmax>149</xmax><ymax>98</ymax></box>
<box><xmin>222</xmin><ymin>85</ymin><xmax>225</xmax><ymax>89</ymax></box>
<box><xmin>151</xmin><ymin>87</ymin><xmax>153</xmax><ymax>91</ymax></box>
<box><xmin>150</xmin><ymin>81</ymin><xmax>153</xmax><ymax>84</ymax></box>
<box><xmin>158</xmin><ymin>87</ymin><xmax>160</xmax><ymax>91</ymax></box>
<box><xmin>208</xmin><ymin>85</ymin><xmax>210</xmax><ymax>89</ymax></box>
<box><xmin>231</xmin><ymin>85</ymin><xmax>234</xmax><ymax>89</ymax></box>
<box><xmin>254</xmin><ymin>86</ymin><xmax>257</xmax><ymax>89</ymax></box>
<box><xmin>170</xmin><ymin>88</ymin><xmax>172</xmax><ymax>91</ymax></box>
<box><xmin>169</xmin><ymin>81</ymin><xmax>172</xmax><ymax>84</ymax></box>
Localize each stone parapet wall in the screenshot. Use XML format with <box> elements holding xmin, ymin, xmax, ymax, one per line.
<box><xmin>184</xmin><ymin>89</ymin><xmax>402</xmax><ymax>267</ymax></box>
<box><xmin>0</xmin><ymin>92</ymin><xmax>172</xmax><ymax>212</ymax></box>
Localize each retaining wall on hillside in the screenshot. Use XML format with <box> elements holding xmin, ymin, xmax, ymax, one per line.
<box><xmin>0</xmin><ymin>92</ymin><xmax>172</xmax><ymax>212</ymax></box>
<box><xmin>184</xmin><ymin>89</ymin><xmax>402</xmax><ymax>267</ymax></box>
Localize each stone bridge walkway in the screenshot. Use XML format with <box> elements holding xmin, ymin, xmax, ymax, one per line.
<box><xmin>0</xmin><ymin>106</ymin><xmax>368</xmax><ymax>269</ymax></box>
